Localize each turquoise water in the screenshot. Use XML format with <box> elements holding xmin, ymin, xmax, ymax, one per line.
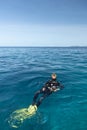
<box><xmin>0</xmin><ymin>47</ymin><xmax>87</xmax><ymax>130</ymax></box>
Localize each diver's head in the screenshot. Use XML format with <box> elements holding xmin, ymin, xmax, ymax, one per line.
<box><xmin>51</xmin><ymin>73</ymin><xmax>57</xmax><ymax>80</ymax></box>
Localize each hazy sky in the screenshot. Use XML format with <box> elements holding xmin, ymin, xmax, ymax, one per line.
<box><xmin>0</xmin><ymin>0</ymin><xmax>87</xmax><ymax>46</ymax></box>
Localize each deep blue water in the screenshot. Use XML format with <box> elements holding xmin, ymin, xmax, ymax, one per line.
<box><xmin>0</xmin><ymin>47</ymin><xmax>87</xmax><ymax>130</ymax></box>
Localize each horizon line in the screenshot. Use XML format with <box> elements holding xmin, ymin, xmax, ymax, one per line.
<box><xmin>0</xmin><ymin>46</ymin><xmax>87</xmax><ymax>48</ymax></box>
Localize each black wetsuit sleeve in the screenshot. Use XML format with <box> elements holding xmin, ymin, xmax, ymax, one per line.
<box><xmin>43</xmin><ymin>80</ymin><xmax>51</xmax><ymax>88</ymax></box>
<box><xmin>41</xmin><ymin>80</ymin><xmax>52</xmax><ymax>91</ymax></box>
<box><xmin>57</xmin><ymin>82</ymin><xmax>64</xmax><ymax>89</ymax></box>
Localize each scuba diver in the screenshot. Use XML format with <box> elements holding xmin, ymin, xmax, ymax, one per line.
<box><xmin>8</xmin><ymin>73</ymin><xmax>64</xmax><ymax>128</ymax></box>
<box><xmin>28</xmin><ymin>73</ymin><xmax>64</xmax><ymax>112</ymax></box>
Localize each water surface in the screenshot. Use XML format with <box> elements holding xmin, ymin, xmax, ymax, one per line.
<box><xmin>0</xmin><ymin>47</ymin><xmax>87</xmax><ymax>130</ymax></box>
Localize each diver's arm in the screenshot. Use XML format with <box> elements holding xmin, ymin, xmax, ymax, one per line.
<box><xmin>51</xmin><ymin>86</ymin><xmax>60</xmax><ymax>92</ymax></box>
<box><xmin>57</xmin><ymin>82</ymin><xmax>64</xmax><ymax>90</ymax></box>
<box><xmin>42</xmin><ymin>81</ymin><xmax>50</xmax><ymax>91</ymax></box>
<box><xmin>53</xmin><ymin>87</ymin><xmax>60</xmax><ymax>92</ymax></box>
<box><xmin>51</xmin><ymin>82</ymin><xmax>64</xmax><ymax>92</ymax></box>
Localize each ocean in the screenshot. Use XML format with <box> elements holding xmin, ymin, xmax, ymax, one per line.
<box><xmin>0</xmin><ymin>47</ymin><xmax>87</xmax><ymax>130</ymax></box>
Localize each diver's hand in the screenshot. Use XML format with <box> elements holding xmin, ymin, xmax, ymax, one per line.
<box><xmin>51</xmin><ymin>86</ymin><xmax>60</xmax><ymax>92</ymax></box>
<box><xmin>53</xmin><ymin>88</ymin><xmax>60</xmax><ymax>92</ymax></box>
<box><xmin>42</xmin><ymin>87</ymin><xmax>46</xmax><ymax>91</ymax></box>
<box><xmin>48</xmin><ymin>87</ymin><xmax>53</xmax><ymax>91</ymax></box>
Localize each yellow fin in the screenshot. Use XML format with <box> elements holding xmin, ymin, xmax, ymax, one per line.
<box><xmin>28</xmin><ymin>105</ymin><xmax>37</xmax><ymax>116</ymax></box>
<box><xmin>8</xmin><ymin>105</ymin><xmax>37</xmax><ymax>128</ymax></box>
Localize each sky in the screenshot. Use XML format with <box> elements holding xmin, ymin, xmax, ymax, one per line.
<box><xmin>0</xmin><ymin>0</ymin><xmax>87</xmax><ymax>46</ymax></box>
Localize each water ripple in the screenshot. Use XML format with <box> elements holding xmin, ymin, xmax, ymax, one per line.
<box><xmin>0</xmin><ymin>47</ymin><xmax>87</xmax><ymax>130</ymax></box>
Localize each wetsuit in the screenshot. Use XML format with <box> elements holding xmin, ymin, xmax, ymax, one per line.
<box><xmin>32</xmin><ymin>79</ymin><xmax>63</xmax><ymax>107</ymax></box>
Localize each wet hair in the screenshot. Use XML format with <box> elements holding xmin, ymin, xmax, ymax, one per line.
<box><xmin>51</xmin><ymin>73</ymin><xmax>57</xmax><ymax>79</ymax></box>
